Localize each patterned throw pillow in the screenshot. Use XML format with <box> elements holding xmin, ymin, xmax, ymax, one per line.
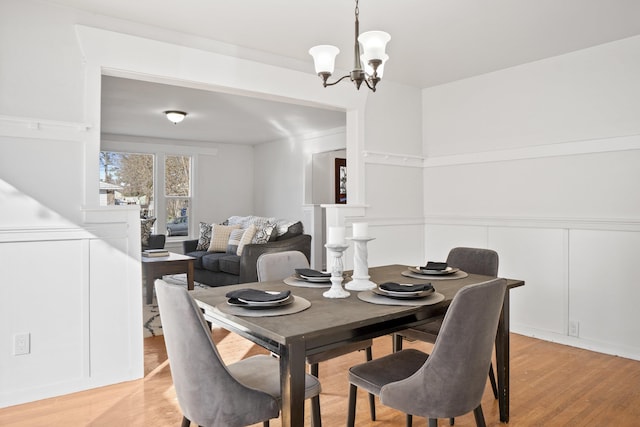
<box><xmin>195</xmin><ymin>222</ymin><xmax>213</xmax><ymax>251</ymax></box>
<box><xmin>208</xmin><ymin>224</ymin><xmax>241</xmax><ymax>252</ymax></box>
<box><xmin>140</xmin><ymin>217</ymin><xmax>156</xmax><ymax>247</ymax></box>
<box><xmin>237</xmin><ymin>224</ymin><xmax>257</xmax><ymax>255</ymax></box>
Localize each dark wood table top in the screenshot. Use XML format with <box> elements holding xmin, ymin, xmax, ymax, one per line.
<box><xmin>191</xmin><ymin>264</ymin><xmax>524</xmax><ymax>354</ymax></box>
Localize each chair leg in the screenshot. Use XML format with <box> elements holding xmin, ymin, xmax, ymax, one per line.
<box><xmin>392</xmin><ymin>333</ymin><xmax>403</xmax><ymax>352</ymax></box>
<box><xmin>263</xmin><ymin>422</ymin><xmax>269</xmax><ymax>427</ymax></box>
<box><xmin>309</xmin><ymin>363</ymin><xmax>322</xmax><ymax>427</ymax></box>
<box><xmin>311</xmin><ymin>395</ymin><xmax>322</xmax><ymax>427</ymax></box>
<box><xmin>473</xmin><ymin>405</ymin><xmax>486</xmax><ymax>427</ymax></box>
<box><xmin>406</xmin><ymin>414</ymin><xmax>413</xmax><ymax>427</ymax></box>
<box><xmin>428</xmin><ymin>418</ymin><xmax>437</xmax><ymax>427</ymax></box>
<box><xmin>365</xmin><ymin>346</ymin><xmax>376</xmax><ymax>421</ymax></box>
<box><xmin>449</xmin><ymin>417</ymin><xmax>455</xmax><ymax>425</ymax></box>
<box><xmin>347</xmin><ymin>384</ymin><xmax>358</xmax><ymax>427</ymax></box>
<box><xmin>488</xmin><ymin>363</ymin><xmax>498</xmax><ymax>399</ymax></box>
<box><xmin>181</xmin><ymin>416</ymin><xmax>190</xmax><ymax>427</ymax></box>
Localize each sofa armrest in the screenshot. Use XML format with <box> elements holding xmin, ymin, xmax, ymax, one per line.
<box><xmin>145</xmin><ymin>234</ymin><xmax>166</xmax><ymax>250</ymax></box>
<box><xmin>239</xmin><ymin>234</ymin><xmax>312</xmax><ymax>283</ymax></box>
<box><xmin>183</xmin><ymin>239</ymin><xmax>199</xmax><ymax>253</ymax></box>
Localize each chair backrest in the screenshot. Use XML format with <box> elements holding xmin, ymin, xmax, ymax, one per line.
<box><xmin>155</xmin><ymin>280</ymin><xmax>279</xmax><ymax>426</ymax></box>
<box><xmin>379</xmin><ymin>278</ymin><xmax>507</xmax><ymax>419</ymax></box>
<box><xmin>256</xmin><ymin>250</ymin><xmax>309</xmax><ymax>282</ymax></box>
<box><xmin>446</xmin><ymin>247</ymin><xmax>499</xmax><ymax>277</ymax></box>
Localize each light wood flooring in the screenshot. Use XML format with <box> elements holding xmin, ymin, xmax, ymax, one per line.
<box><xmin>1</xmin><ymin>331</ymin><xmax>639</xmax><ymax>426</ymax></box>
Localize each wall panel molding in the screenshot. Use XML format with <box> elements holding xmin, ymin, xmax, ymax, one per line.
<box><xmin>363</xmin><ymin>134</ymin><xmax>640</xmax><ymax>168</ymax></box>
<box><xmin>424</xmin><ymin>214</ymin><xmax>640</xmax><ymax>232</ymax></box>
<box><xmin>0</xmin><ymin>115</ymin><xmax>91</xmax><ymax>142</ymax></box>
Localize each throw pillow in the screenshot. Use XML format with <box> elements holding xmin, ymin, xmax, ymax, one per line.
<box><xmin>226</xmin><ymin>228</ymin><xmax>245</xmax><ymax>254</ymax></box>
<box><xmin>252</xmin><ymin>222</ymin><xmax>276</xmax><ymax>244</ymax></box>
<box><xmin>208</xmin><ymin>224</ymin><xmax>241</xmax><ymax>252</ymax></box>
<box><xmin>140</xmin><ymin>217</ymin><xmax>156</xmax><ymax>247</ymax></box>
<box><xmin>237</xmin><ymin>224</ymin><xmax>257</xmax><ymax>255</ymax></box>
<box><xmin>196</xmin><ymin>222</ymin><xmax>213</xmax><ymax>251</ymax></box>
<box><xmin>277</xmin><ymin>220</ymin><xmax>304</xmax><ymax>240</ymax></box>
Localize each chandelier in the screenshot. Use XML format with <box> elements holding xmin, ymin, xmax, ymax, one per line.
<box><xmin>309</xmin><ymin>0</ymin><xmax>390</xmax><ymax>92</ymax></box>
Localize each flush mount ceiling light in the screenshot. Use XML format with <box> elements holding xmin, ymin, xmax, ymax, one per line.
<box><xmin>309</xmin><ymin>0</ymin><xmax>390</xmax><ymax>92</ymax></box>
<box><xmin>164</xmin><ymin>110</ymin><xmax>187</xmax><ymax>124</ymax></box>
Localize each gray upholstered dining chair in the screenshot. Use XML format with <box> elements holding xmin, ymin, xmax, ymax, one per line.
<box><xmin>256</xmin><ymin>250</ymin><xmax>377</xmax><ymax>424</ymax></box>
<box><xmin>155</xmin><ymin>279</ymin><xmax>321</xmax><ymax>427</ymax></box>
<box><xmin>347</xmin><ymin>278</ymin><xmax>508</xmax><ymax>427</ymax></box>
<box><xmin>393</xmin><ymin>247</ymin><xmax>501</xmax><ymax>400</ymax></box>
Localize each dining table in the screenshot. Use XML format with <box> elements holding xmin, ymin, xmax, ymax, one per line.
<box><xmin>190</xmin><ymin>264</ymin><xmax>524</xmax><ymax>426</ymax></box>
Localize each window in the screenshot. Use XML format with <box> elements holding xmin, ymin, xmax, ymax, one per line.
<box><xmin>99</xmin><ymin>150</ymin><xmax>192</xmax><ymax>238</ymax></box>
<box><xmin>99</xmin><ymin>151</ymin><xmax>155</xmax><ymax>217</ymax></box>
<box><xmin>164</xmin><ymin>155</ymin><xmax>191</xmax><ymax>236</ymax></box>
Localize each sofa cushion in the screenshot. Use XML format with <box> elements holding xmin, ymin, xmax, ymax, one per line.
<box><xmin>200</xmin><ymin>252</ymin><xmax>229</xmax><ymax>272</ymax></box>
<box><xmin>140</xmin><ymin>217</ymin><xmax>156</xmax><ymax>247</ymax></box>
<box><xmin>208</xmin><ymin>224</ymin><xmax>241</xmax><ymax>252</ymax></box>
<box><xmin>195</xmin><ymin>222</ymin><xmax>213</xmax><ymax>251</ymax></box>
<box><xmin>219</xmin><ymin>255</ymin><xmax>241</xmax><ymax>276</ymax></box>
<box><xmin>185</xmin><ymin>250</ymin><xmax>208</xmax><ymax>269</ymax></box>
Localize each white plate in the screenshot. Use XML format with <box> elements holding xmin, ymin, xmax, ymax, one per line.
<box><xmin>296</xmin><ymin>273</ymin><xmax>332</xmax><ymax>283</ymax></box>
<box><xmin>373</xmin><ymin>287</ymin><xmax>435</xmax><ymax>299</ymax></box>
<box><xmin>409</xmin><ymin>266</ymin><xmax>459</xmax><ymax>275</ymax></box>
<box><xmin>229</xmin><ymin>294</ymin><xmax>294</xmax><ymax>309</ymax></box>
<box><xmin>237</xmin><ymin>291</ymin><xmax>292</xmax><ymax>306</ymax></box>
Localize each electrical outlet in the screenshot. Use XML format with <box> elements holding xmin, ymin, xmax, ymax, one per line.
<box><xmin>568</xmin><ymin>321</ymin><xmax>579</xmax><ymax>338</ymax></box>
<box><xmin>14</xmin><ymin>333</ymin><xmax>30</xmax><ymax>355</ymax></box>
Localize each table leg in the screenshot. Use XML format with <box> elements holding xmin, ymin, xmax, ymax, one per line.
<box><xmin>186</xmin><ymin>260</ymin><xmax>194</xmax><ymax>291</ymax></box>
<box><xmin>495</xmin><ymin>290</ymin><xmax>511</xmax><ymax>422</ymax></box>
<box><xmin>145</xmin><ymin>270</ymin><xmax>155</xmax><ymax>305</ymax></box>
<box><xmin>279</xmin><ymin>340</ymin><xmax>306</xmax><ymax>427</ymax></box>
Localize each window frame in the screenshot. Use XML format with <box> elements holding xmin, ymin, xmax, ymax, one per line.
<box><xmin>100</xmin><ymin>139</ymin><xmax>198</xmax><ymax>241</ymax></box>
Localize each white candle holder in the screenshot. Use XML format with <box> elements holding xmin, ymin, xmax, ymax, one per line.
<box><xmin>323</xmin><ymin>243</ymin><xmax>350</xmax><ymax>298</ymax></box>
<box><xmin>346</xmin><ymin>237</ymin><xmax>377</xmax><ymax>291</ymax></box>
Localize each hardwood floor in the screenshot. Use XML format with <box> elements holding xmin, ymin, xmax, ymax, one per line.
<box><xmin>1</xmin><ymin>331</ymin><xmax>639</xmax><ymax>426</ymax></box>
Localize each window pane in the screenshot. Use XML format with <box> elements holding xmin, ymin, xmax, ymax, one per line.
<box><xmin>99</xmin><ymin>151</ymin><xmax>155</xmax><ymax>218</ymax></box>
<box><xmin>166</xmin><ymin>199</ymin><xmax>189</xmax><ymax>236</ymax></box>
<box><xmin>165</xmin><ymin>155</ymin><xmax>190</xmax><ymax>197</ymax></box>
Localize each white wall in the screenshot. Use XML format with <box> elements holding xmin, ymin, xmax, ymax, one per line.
<box><xmin>422</xmin><ymin>36</ymin><xmax>640</xmax><ymax>359</ymax></box>
<box><xmin>311</xmin><ymin>149</ymin><xmax>346</xmax><ymax>205</ymax></box>
<box><xmin>0</xmin><ymin>0</ymin><xmax>421</xmax><ymax>407</ymax></box>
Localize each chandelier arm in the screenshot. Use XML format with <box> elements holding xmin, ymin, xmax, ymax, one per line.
<box><xmin>363</xmin><ymin>78</ymin><xmax>377</xmax><ymax>92</ymax></box>
<box><xmin>323</xmin><ymin>74</ymin><xmax>353</xmax><ymax>87</ymax></box>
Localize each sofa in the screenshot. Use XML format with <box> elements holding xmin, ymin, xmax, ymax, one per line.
<box><xmin>183</xmin><ymin>216</ymin><xmax>311</xmax><ymax>287</ymax></box>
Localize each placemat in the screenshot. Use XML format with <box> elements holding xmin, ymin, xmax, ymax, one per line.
<box><xmin>357</xmin><ymin>291</ymin><xmax>445</xmax><ymax>306</ymax></box>
<box><xmin>401</xmin><ymin>270</ymin><xmax>468</xmax><ymax>281</ymax></box>
<box><xmin>216</xmin><ymin>296</ymin><xmax>311</xmax><ymax>317</ymax></box>
<box><xmin>283</xmin><ymin>276</ymin><xmax>331</xmax><ymax>288</ymax></box>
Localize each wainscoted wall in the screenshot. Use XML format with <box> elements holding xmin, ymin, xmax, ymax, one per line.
<box><xmin>0</xmin><ymin>208</ymin><xmax>143</xmax><ymax>408</ymax></box>
<box><xmin>424</xmin><ymin>216</ymin><xmax>640</xmax><ymax>360</ymax></box>
<box><xmin>419</xmin><ymin>35</ymin><xmax>640</xmax><ymax>360</ymax></box>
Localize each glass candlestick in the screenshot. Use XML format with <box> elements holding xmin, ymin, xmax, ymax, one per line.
<box><xmin>346</xmin><ymin>237</ymin><xmax>376</xmax><ymax>291</ymax></box>
<box><xmin>323</xmin><ymin>243</ymin><xmax>350</xmax><ymax>298</ymax></box>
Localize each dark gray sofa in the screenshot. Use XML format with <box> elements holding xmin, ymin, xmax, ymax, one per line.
<box><xmin>183</xmin><ymin>220</ymin><xmax>311</xmax><ymax>287</ymax></box>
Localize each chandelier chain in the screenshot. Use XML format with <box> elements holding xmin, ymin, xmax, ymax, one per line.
<box><xmin>355</xmin><ymin>0</ymin><xmax>359</xmax><ymax>19</ymax></box>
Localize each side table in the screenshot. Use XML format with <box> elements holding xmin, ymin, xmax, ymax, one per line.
<box><xmin>141</xmin><ymin>252</ymin><xmax>196</xmax><ymax>304</ymax></box>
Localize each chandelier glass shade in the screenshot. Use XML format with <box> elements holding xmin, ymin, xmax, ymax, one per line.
<box><xmin>309</xmin><ymin>0</ymin><xmax>389</xmax><ymax>92</ymax></box>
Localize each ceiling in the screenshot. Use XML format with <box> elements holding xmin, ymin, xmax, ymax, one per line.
<box><xmin>100</xmin><ymin>76</ymin><xmax>346</xmax><ymax>145</ymax></box>
<box><xmin>49</xmin><ymin>0</ymin><xmax>640</xmax><ymax>144</ymax></box>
